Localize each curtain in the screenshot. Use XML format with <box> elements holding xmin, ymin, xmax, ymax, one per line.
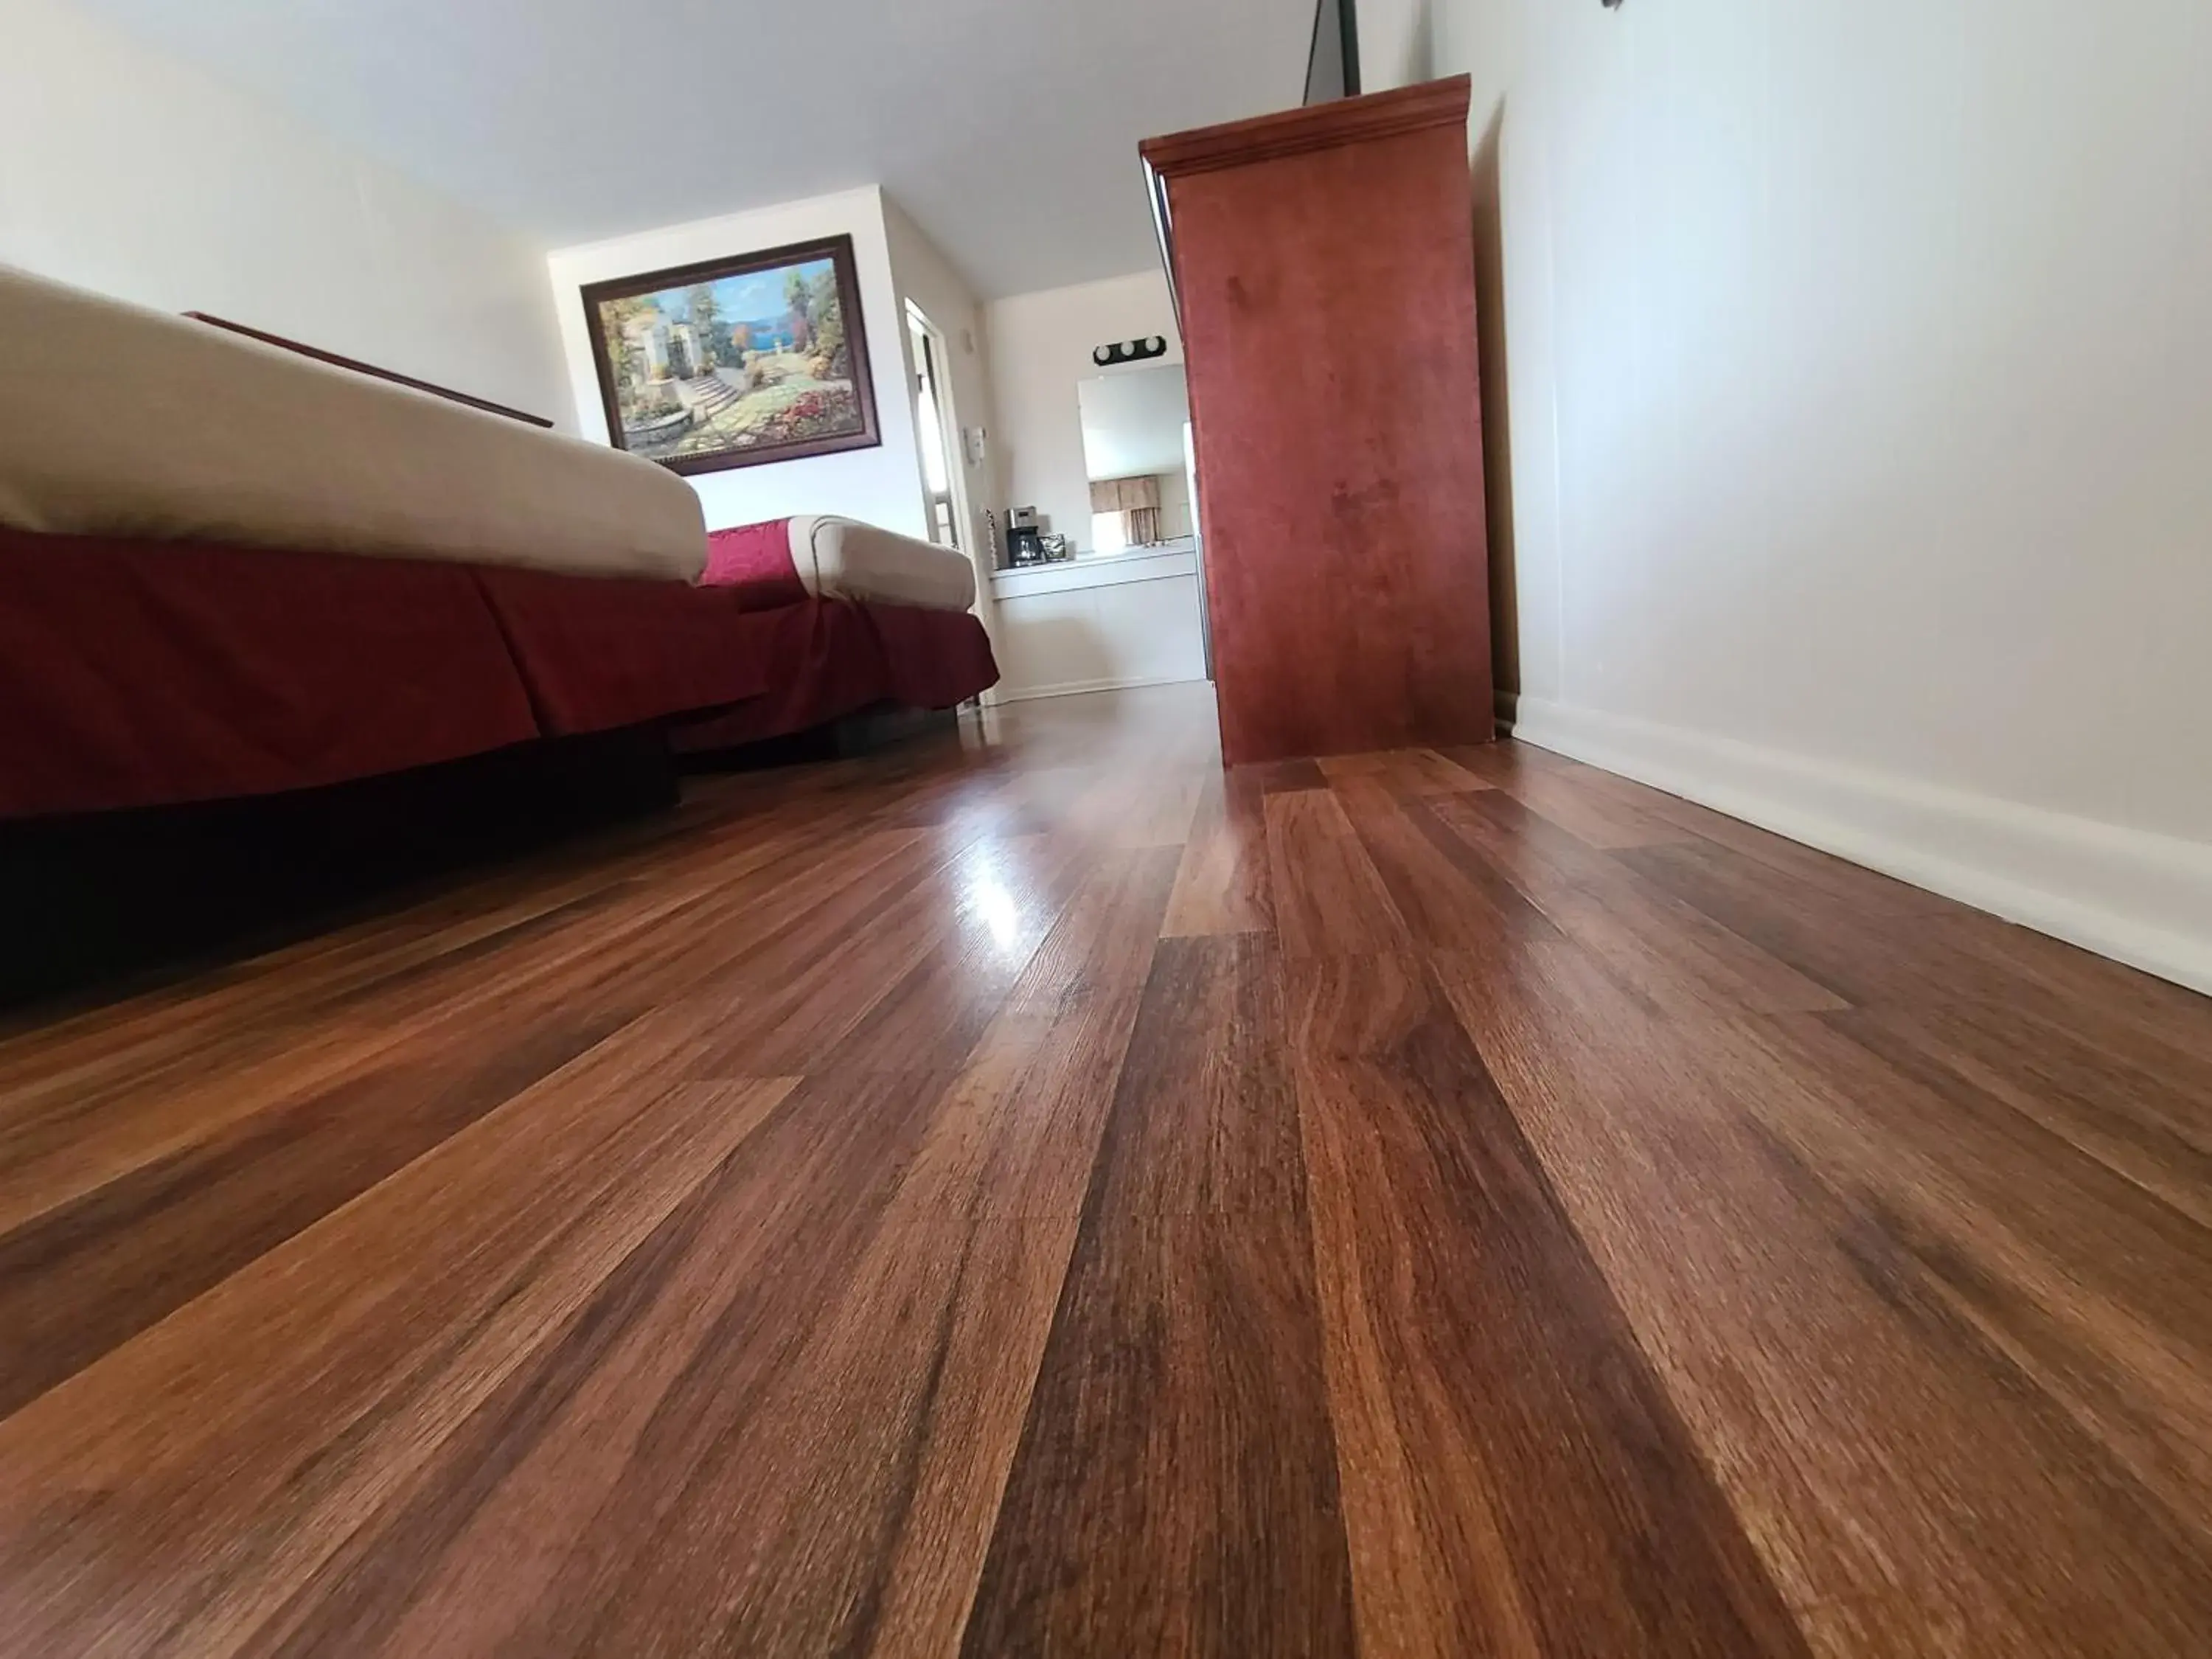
<box><xmin>1091</xmin><ymin>475</ymin><xmax>1164</xmax><ymax>548</ymax></box>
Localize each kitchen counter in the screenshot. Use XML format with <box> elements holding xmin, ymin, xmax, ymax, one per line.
<box><xmin>989</xmin><ymin>541</ymin><xmax>1199</xmax><ymax>600</ymax></box>
<box><xmin>985</xmin><ymin>540</ymin><xmax>1208</xmax><ymax>700</ymax></box>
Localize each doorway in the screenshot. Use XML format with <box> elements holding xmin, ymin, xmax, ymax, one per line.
<box><xmin>906</xmin><ymin>302</ymin><xmax>965</xmax><ymax>554</ymax></box>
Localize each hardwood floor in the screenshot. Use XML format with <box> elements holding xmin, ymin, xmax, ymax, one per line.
<box><xmin>2</xmin><ymin>682</ymin><xmax>2209</xmax><ymax>1656</ymax></box>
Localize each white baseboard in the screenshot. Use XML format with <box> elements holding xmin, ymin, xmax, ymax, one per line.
<box><xmin>992</xmin><ymin>672</ymin><xmax>1207</xmax><ymax>706</ymax></box>
<box><xmin>1510</xmin><ymin>697</ymin><xmax>2212</xmax><ymax>998</ymax></box>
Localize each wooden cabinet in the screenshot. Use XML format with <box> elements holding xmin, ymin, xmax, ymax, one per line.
<box><xmin>1142</xmin><ymin>77</ymin><xmax>1494</xmax><ymax>764</ymax></box>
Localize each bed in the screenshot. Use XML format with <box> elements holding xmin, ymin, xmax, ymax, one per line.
<box><xmin>0</xmin><ymin>264</ymin><xmax>998</xmax><ymax>821</ymax></box>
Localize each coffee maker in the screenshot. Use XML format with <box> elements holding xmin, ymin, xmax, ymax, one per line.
<box><xmin>1005</xmin><ymin>507</ymin><xmax>1046</xmax><ymax>566</ymax></box>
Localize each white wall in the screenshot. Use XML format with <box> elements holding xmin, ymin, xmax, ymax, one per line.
<box><xmin>983</xmin><ymin>271</ymin><xmax>1183</xmax><ymax>552</ymax></box>
<box><xmin>0</xmin><ymin>0</ymin><xmax>569</xmax><ymax>425</ymax></box>
<box><xmin>1368</xmin><ymin>0</ymin><xmax>2212</xmax><ymax>990</ymax></box>
<box><xmin>980</xmin><ymin>269</ymin><xmax>1206</xmax><ymax>700</ymax></box>
<box><xmin>1354</xmin><ymin>0</ymin><xmax>1437</xmax><ymax>92</ymax></box>
<box><xmin>546</xmin><ymin>187</ymin><xmax>928</xmax><ymax>539</ymax></box>
<box><xmin>1159</xmin><ymin>467</ymin><xmax>1195</xmax><ymax>543</ymax></box>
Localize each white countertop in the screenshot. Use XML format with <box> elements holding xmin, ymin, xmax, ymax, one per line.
<box><xmin>990</xmin><ymin>540</ymin><xmax>1200</xmax><ymax>599</ymax></box>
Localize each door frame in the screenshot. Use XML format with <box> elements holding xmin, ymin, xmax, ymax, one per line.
<box><xmin>904</xmin><ymin>300</ymin><xmax>970</xmax><ymax>558</ymax></box>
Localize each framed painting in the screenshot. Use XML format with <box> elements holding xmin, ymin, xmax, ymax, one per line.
<box><xmin>580</xmin><ymin>234</ymin><xmax>881</xmax><ymax>475</ymax></box>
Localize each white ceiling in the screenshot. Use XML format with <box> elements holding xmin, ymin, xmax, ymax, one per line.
<box><xmin>69</xmin><ymin>0</ymin><xmax>1312</xmax><ymax>298</ymax></box>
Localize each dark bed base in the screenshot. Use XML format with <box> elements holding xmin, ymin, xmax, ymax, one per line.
<box><xmin>0</xmin><ymin>728</ymin><xmax>679</xmax><ymax>1016</ymax></box>
<box><xmin>0</xmin><ymin>701</ymin><xmax>972</xmax><ymax>1016</ymax></box>
<box><xmin>677</xmin><ymin>701</ymin><xmax>963</xmax><ymax>773</ymax></box>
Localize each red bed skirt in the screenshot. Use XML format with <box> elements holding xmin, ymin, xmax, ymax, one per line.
<box><xmin>0</xmin><ymin>527</ymin><xmax>997</xmax><ymax>820</ymax></box>
<box><xmin>665</xmin><ymin>601</ymin><xmax>1000</xmax><ymax>754</ymax></box>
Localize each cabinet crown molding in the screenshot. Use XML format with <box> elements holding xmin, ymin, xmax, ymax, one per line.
<box><xmin>1139</xmin><ymin>74</ymin><xmax>1472</xmax><ymax>179</ymax></box>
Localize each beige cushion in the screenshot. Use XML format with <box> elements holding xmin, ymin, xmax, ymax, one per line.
<box><xmin>0</xmin><ymin>263</ymin><xmax>706</xmax><ymax>582</ymax></box>
<box><xmin>787</xmin><ymin>515</ymin><xmax>977</xmax><ymax>612</ymax></box>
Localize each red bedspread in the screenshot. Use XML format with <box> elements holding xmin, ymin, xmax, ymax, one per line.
<box><xmin>0</xmin><ymin>525</ymin><xmax>998</xmax><ymax>821</ymax></box>
<box><xmin>667</xmin><ymin>601</ymin><xmax>1001</xmax><ymax>754</ymax></box>
<box><xmin>699</xmin><ymin>518</ymin><xmax>810</xmax><ymax>611</ymax></box>
<box><xmin>0</xmin><ymin>530</ymin><xmax>540</xmax><ymax>818</ymax></box>
<box><xmin>472</xmin><ymin>566</ymin><xmax>781</xmax><ymax>734</ymax></box>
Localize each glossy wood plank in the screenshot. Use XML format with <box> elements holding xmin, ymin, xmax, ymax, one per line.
<box><xmin>4</xmin><ymin>693</ymin><xmax>2210</xmax><ymax>1656</ymax></box>
<box><xmin>1430</xmin><ymin>793</ymin><xmax>1847</xmax><ymax>1018</ymax></box>
<box><xmin>822</xmin><ymin>824</ymin><xmax>1088</xmax><ymax>1078</ymax></box>
<box><xmin>1162</xmin><ymin>772</ymin><xmax>1273</xmax><ymax>937</ymax></box>
<box><xmin>1316</xmin><ymin>746</ymin><xmax>1494</xmax><ymax>794</ymax></box>
<box><xmin>1814</xmin><ymin>996</ymin><xmax>2212</xmax><ymax>1231</ymax></box>
<box><xmin>1332</xmin><ymin>773</ymin><xmax>1561</xmax><ymax>953</ymax></box>
<box><xmin>1627</xmin><ymin>836</ymin><xmax>2212</xmax><ymax>1081</ymax></box>
<box><xmin>1559</xmin><ymin>761</ymin><xmax>1974</xmax><ymax>922</ymax></box>
<box><xmin>1110</xmin><ymin>761</ymin><xmax>1209</xmax><ymax>850</ymax></box>
<box><xmin>1232</xmin><ymin>757</ymin><xmax>1331</xmax><ymax>796</ymax></box>
<box><xmin>0</xmin><ymin>1005</ymin><xmax>641</xmax><ymax>1418</ymax></box>
<box><xmin>1290</xmin><ymin>952</ymin><xmax>1811</xmax><ymax>1657</ymax></box>
<box><xmin>1616</xmin><ymin>837</ymin><xmax>2014</xmax><ymax>1011</ymax></box>
<box><xmin>0</xmin><ymin>1062</ymin><xmax>800</xmax><ymax>1654</ymax></box>
<box><xmin>1735</xmin><ymin>1011</ymin><xmax>2212</xmax><ymax>1536</ymax></box>
<box><xmin>1447</xmin><ymin>741</ymin><xmax>1700</xmax><ymax>849</ymax></box>
<box><xmin>675</xmin><ymin>838</ymin><xmax>1024</xmax><ymax>1077</ymax></box>
<box><xmin>0</xmin><ymin>818</ymin><xmax>905</xmax><ymax>1243</ymax></box>
<box><xmin>1929</xmin><ymin>907</ymin><xmax>2212</xmax><ymax>1065</ymax></box>
<box><xmin>243</xmin><ymin>1062</ymin><xmax>970</xmax><ymax>1657</ymax></box>
<box><xmin>1266</xmin><ymin>785</ymin><xmax>1414</xmax><ymax>959</ymax></box>
<box><xmin>899</xmin><ymin>846</ymin><xmax>1181</xmax><ymax>1220</ymax></box>
<box><xmin>1438</xmin><ymin>945</ymin><xmax>2212</xmax><ymax>1655</ymax></box>
<box><xmin>0</xmin><ymin>808</ymin><xmax>883</xmax><ymax>1182</ymax></box>
<box><xmin>276</xmin><ymin>1066</ymin><xmax>1003</xmax><ymax>1659</ymax></box>
<box><xmin>962</xmin><ymin>934</ymin><xmax>1355</xmax><ymax>1655</ymax></box>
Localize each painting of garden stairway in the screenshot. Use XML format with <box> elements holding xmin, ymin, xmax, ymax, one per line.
<box><xmin>582</xmin><ymin>234</ymin><xmax>880</xmax><ymax>475</ymax></box>
<box><xmin>677</xmin><ymin>373</ymin><xmax>741</xmax><ymax>420</ymax></box>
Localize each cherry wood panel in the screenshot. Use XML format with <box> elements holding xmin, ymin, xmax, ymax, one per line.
<box><xmin>1148</xmin><ymin>78</ymin><xmax>1495</xmax><ymax>763</ymax></box>
<box><xmin>1</xmin><ymin>684</ymin><xmax>2208</xmax><ymax>1655</ymax></box>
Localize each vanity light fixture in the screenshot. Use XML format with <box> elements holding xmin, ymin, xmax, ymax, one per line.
<box><xmin>1093</xmin><ymin>337</ymin><xmax>1170</xmax><ymax>368</ymax></box>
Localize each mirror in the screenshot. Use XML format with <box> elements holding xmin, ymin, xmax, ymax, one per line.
<box><xmin>1077</xmin><ymin>364</ymin><xmax>1197</xmax><ymax>557</ymax></box>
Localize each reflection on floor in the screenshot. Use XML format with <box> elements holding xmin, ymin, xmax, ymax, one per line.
<box><xmin>2</xmin><ymin>682</ymin><xmax>2209</xmax><ymax>1655</ymax></box>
